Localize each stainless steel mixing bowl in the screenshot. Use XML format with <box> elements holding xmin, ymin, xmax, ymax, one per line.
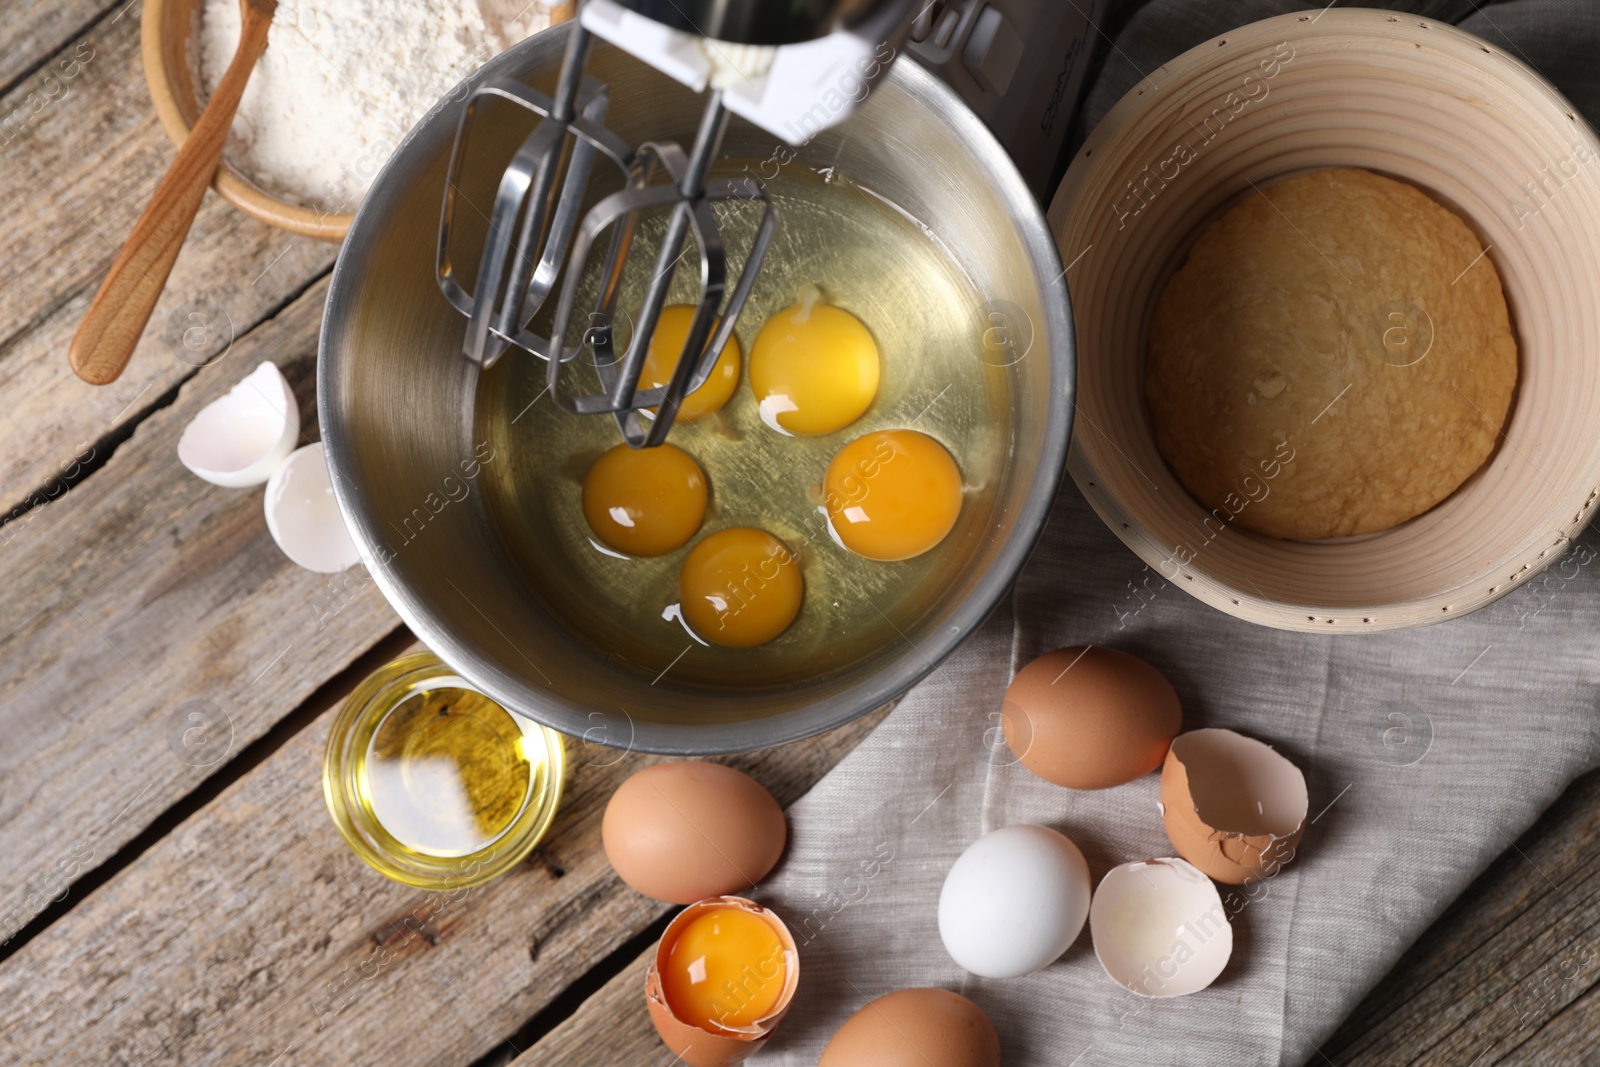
<box><xmin>319</xmin><ymin>24</ymin><xmax>1074</xmax><ymax>754</ymax></box>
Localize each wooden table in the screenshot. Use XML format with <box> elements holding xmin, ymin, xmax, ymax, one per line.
<box><xmin>1</xmin><ymin>4</ymin><xmax>1595</xmax><ymax>1063</ymax></box>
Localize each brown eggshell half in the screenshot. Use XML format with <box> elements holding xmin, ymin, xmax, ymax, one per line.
<box><xmin>645</xmin><ymin>897</ymin><xmax>799</xmax><ymax>1067</ymax></box>
<box><xmin>1159</xmin><ymin>728</ymin><xmax>1308</xmax><ymax>884</ymax></box>
<box><xmin>819</xmin><ymin>987</ymin><xmax>1000</xmax><ymax>1067</ymax></box>
<box><xmin>604</xmin><ymin>761</ymin><xmax>787</xmax><ymax>904</ymax></box>
<box><xmin>1002</xmin><ymin>645</ymin><xmax>1182</xmax><ymax>789</ymax></box>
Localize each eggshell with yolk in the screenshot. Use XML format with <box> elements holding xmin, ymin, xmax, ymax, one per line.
<box><xmin>645</xmin><ymin>897</ymin><xmax>797</xmax><ymax>1067</ymax></box>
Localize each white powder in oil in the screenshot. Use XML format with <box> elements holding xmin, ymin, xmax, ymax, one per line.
<box><xmin>199</xmin><ymin>0</ymin><xmax>559</xmax><ymax>213</ymax></box>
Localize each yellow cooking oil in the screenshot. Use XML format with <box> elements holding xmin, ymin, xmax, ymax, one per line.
<box><xmin>475</xmin><ymin>162</ymin><xmax>1012</xmax><ymax>689</ymax></box>
<box><xmin>323</xmin><ymin>650</ymin><xmax>565</xmax><ymax>888</ymax></box>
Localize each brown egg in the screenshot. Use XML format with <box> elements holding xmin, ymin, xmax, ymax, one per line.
<box><xmin>603</xmin><ymin>761</ymin><xmax>787</xmax><ymax>904</ymax></box>
<box><xmin>1160</xmin><ymin>728</ymin><xmax>1308</xmax><ymax>884</ymax></box>
<box><xmin>819</xmin><ymin>988</ymin><xmax>1000</xmax><ymax>1067</ymax></box>
<box><xmin>646</xmin><ymin>896</ymin><xmax>798</xmax><ymax>1067</ymax></box>
<box><xmin>1001</xmin><ymin>645</ymin><xmax>1181</xmax><ymax>789</ymax></box>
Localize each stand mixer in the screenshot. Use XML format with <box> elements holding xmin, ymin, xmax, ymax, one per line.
<box><xmin>321</xmin><ymin>8</ymin><xmax>1079</xmax><ymax>751</ymax></box>
<box><xmin>436</xmin><ymin>0</ymin><xmax>920</xmax><ymax>448</ymax></box>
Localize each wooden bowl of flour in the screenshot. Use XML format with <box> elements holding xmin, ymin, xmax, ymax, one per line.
<box><xmin>1048</xmin><ymin>9</ymin><xmax>1600</xmax><ymax>632</ymax></box>
<box><xmin>143</xmin><ymin>0</ymin><xmax>352</xmax><ymax>241</ymax></box>
<box><xmin>142</xmin><ymin>1</ymin><xmax>571</xmax><ymax>242</ymax></box>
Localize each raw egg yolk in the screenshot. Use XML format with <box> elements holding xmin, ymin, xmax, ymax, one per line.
<box><xmin>660</xmin><ymin>906</ymin><xmax>789</xmax><ymax>1034</ymax></box>
<box><xmin>582</xmin><ymin>443</ymin><xmax>707</xmax><ymax>557</ymax></box>
<box><xmin>748</xmin><ymin>286</ymin><xmax>879</xmax><ymax>435</ymax></box>
<box><xmin>824</xmin><ymin>429</ymin><xmax>962</xmax><ymax>561</ymax></box>
<box><xmin>641</xmin><ymin>304</ymin><xmax>741</xmax><ymax>421</ymax></box>
<box><xmin>678</xmin><ymin>527</ymin><xmax>803</xmax><ymax>647</ymax></box>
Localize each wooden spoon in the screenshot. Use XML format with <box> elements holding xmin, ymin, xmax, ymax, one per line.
<box><xmin>69</xmin><ymin>0</ymin><xmax>277</xmax><ymax>386</ymax></box>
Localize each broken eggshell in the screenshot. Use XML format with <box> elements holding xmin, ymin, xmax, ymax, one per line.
<box><xmin>1090</xmin><ymin>857</ymin><xmax>1232</xmax><ymax>997</ymax></box>
<box><xmin>1159</xmin><ymin>728</ymin><xmax>1308</xmax><ymax>884</ymax></box>
<box><xmin>264</xmin><ymin>442</ymin><xmax>360</xmax><ymax>573</ymax></box>
<box><xmin>646</xmin><ymin>897</ymin><xmax>799</xmax><ymax>1067</ymax></box>
<box><xmin>177</xmin><ymin>361</ymin><xmax>299</xmax><ymax>487</ymax></box>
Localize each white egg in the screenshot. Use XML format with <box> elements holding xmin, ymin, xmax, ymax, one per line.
<box><xmin>1089</xmin><ymin>857</ymin><xmax>1232</xmax><ymax>997</ymax></box>
<box><xmin>938</xmin><ymin>824</ymin><xmax>1091</xmax><ymax>978</ymax></box>
<box><xmin>177</xmin><ymin>361</ymin><xmax>299</xmax><ymax>487</ymax></box>
<box><xmin>264</xmin><ymin>442</ymin><xmax>360</xmax><ymax>573</ymax></box>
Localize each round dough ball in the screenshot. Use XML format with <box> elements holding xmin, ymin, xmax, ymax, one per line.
<box><xmin>1002</xmin><ymin>646</ymin><xmax>1181</xmax><ymax>790</ymax></box>
<box><xmin>1145</xmin><ymin>167</ymin><xmax>1517</xmax><ymax>539</ymax></box>
<box><xmin>819</xmin><ymin>988</ymin><xmax>1000</xmax><ymax>1067</ymax></box>
<box><xmin>602</xmin><ymin>762</ymin><xmax>786</xmax><ymax>904</ymax></box>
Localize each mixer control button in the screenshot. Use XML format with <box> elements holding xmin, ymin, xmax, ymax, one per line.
<box><xmin>961</xmin><ymin>5</ymin><xmax>1023</xmax><ymax>96</ymax></box>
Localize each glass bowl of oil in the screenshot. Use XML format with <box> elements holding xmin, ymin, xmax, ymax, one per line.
<box><xmin>323</xmin><ymin>650</ymin><xmax>566</xmax><ymax>888</ymax></box>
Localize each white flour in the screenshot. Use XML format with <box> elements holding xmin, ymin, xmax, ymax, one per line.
<box><xmin>198</xmin><ymin>0</ymin><xmax>556</xmax><ymax>213</ymax></box>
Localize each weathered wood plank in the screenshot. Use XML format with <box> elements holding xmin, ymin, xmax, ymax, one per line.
<box><xmin>0</xmin><ymin>1</ymin><xmax>336</xmax><ymax>516</ymax></box>
<box><xmin>0</xmin><ymin>0</ymin><xmax>121</xmax><ymax>93</ymax></box>
<box><xmin>512</xmin><ymin>947</ymin><xmax>667</xmax><ymax>1066</ymax></box>
<box><xmin>0</xmin><ymin>674</ymin><xmax>886</xmax><ymax>1065</ymax></box>
<box><xmin>1503</xmin><ymin>981</ymin><xmax>1600</xmax><ymax>1065</ymax></box>
<box><xmin>1325</xmin><ymin>767</ymin><xmax>1600</xmax><ymax>1065</ymax></box>
<box><xmin>0</xmin><ymin>275</ymin><xmax>400</xmax><ymax>947</ymax></box>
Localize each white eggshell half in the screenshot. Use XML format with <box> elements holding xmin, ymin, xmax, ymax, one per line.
<box><xmin>938</xmin><ymin>824</ymin><xmax>1091</xmax><ymax>978</ymax></box>
<box><xmin>177</xmin><ymin>361</ymin><xmax>299</xmax><ymax>487</ymax></box>
<box><xmin>264</xmin><ymin>442</ymin><xmax>359</xmax><ymax>573</ymax></box>
<box><xmin>1090</xmin><ymin>857</ymin><xmax>1232</xmax><ymax>997</ymax></box>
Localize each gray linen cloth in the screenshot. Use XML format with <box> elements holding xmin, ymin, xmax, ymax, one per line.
<box><xmin>748</xmin><ymin>2</ymin><xmax>1600</xmax><ymax>1063</ymax></box>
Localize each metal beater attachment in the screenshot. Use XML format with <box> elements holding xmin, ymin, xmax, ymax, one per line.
<box><xmin>436</xmin><ymin>22</ymin><xmax>777</xmax><ymax>448</ymax></box>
